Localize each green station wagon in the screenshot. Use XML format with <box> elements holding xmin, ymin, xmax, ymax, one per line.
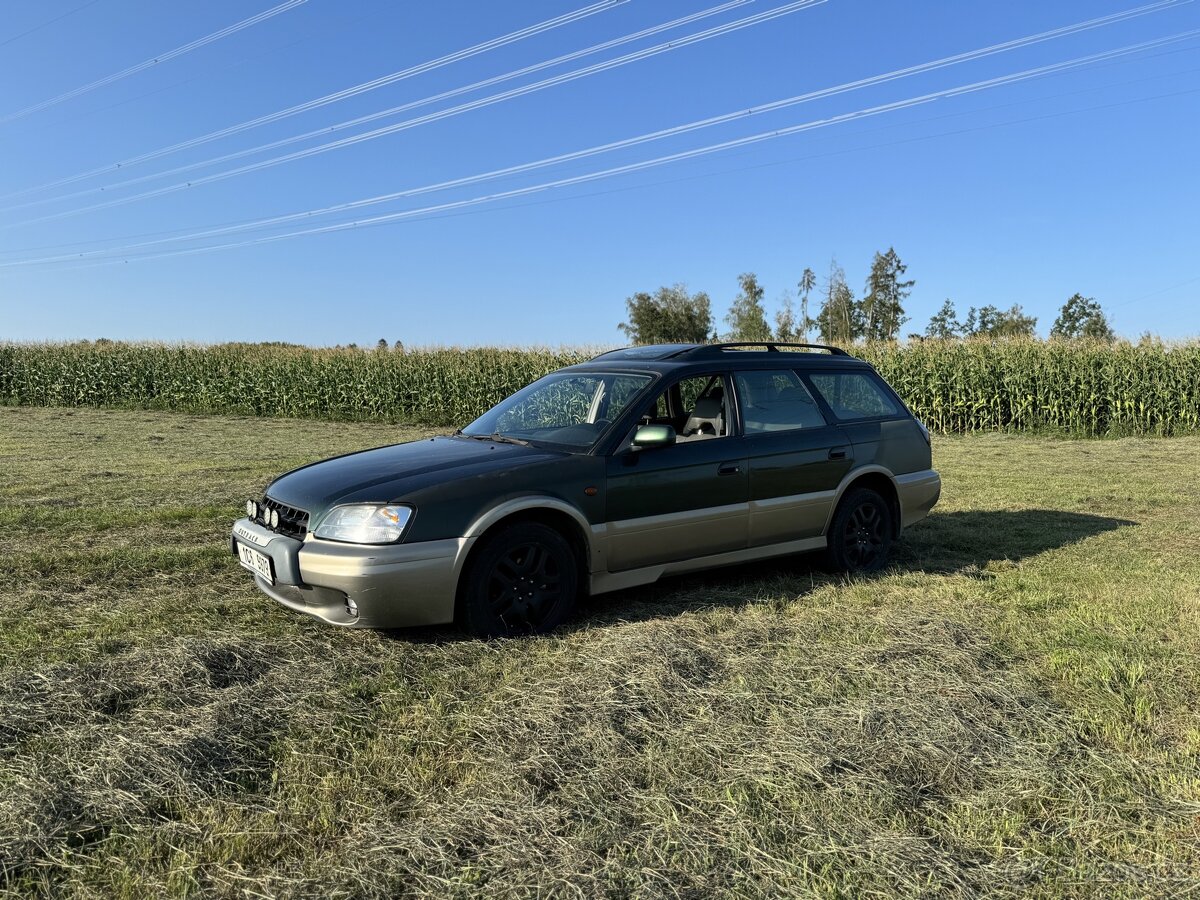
<box><xmin>232</xmin><ymin>343</ymin><xmax>941</xmax><ymax>636</ymax></box>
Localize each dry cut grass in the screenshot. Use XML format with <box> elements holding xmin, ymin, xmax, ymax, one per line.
<box><xmin>0</xmin><ymin>407</ymin><xmax>1198</xmax><ymax>898</ymax></box>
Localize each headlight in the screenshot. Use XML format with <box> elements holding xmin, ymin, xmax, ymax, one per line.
<box><xmin>314</xmin><ymin>504</ymin><xmax>413</xmax><ymax>544</ymax></box>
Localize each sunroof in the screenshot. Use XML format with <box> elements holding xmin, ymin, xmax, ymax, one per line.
<box><xmin>594</xmin><ymin>344</ymin><xmax>697</xmax><ymax>360</ymax></box>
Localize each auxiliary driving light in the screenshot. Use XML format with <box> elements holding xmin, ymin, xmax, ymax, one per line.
<box><xmin>269</xmin><ymin>508</ymin><xmax>280</xmax><ymax>528</ymax></box>
<box><xmin>345</xmin><ymin>597</ymin><xmax>359</xmax><ymax>618</ymax></box>
<box><xmin>246</xmin><ymin>500</ymin><xmax>257</xmax><ymax>519</ymax></box>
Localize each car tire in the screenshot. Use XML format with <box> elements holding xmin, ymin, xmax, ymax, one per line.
<box><xmin>821</xmin><ymin>487</ymin><xmax>893</xmax><ymax>574</ymax></box>
<box><xmin>459</xmin><ymin>522</ymin><xmax>578</xmax><ymax>638</ymax></box>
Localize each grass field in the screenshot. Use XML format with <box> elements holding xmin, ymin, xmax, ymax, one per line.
<box><xmin>1</xmin><ymin>406</ymin><xmax>1198</xmax><ymax>898</ymax></box>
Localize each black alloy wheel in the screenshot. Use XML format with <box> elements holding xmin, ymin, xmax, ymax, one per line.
<box><xmin>461</xmin><ymin>522</ymin><xmax>578</xmax><ymax>637</ymax></box>
<box><xmin>823</xmin><ymin>487</ymin><xmax>893</xmax><ymax>574</ymax></box>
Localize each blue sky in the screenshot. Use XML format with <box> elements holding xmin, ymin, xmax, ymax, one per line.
<box><xmin>1</xmin><ymin>0</ymin><xmax>1198</xmax><ymax>345</ymax></box>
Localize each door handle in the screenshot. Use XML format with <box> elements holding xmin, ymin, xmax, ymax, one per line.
<box><xmin>717</xmin><ymin>462</ymin><xmax>741</xmax><ymax>476</ymax></box>
<box><xmin>828</xmin><ymin>447</ymin><xmax>848</xmax><ymax>460</ymax></box>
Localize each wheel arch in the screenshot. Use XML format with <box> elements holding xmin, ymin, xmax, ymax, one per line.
<box><xmin>454</xmin><ymin>498</ymin><xmax>593</xmax><ymax>618</ymax></box>
<box><xmin>824</xmin><ymin>466</ymin><xmax>902</xmax><ymax>538</ymax></box>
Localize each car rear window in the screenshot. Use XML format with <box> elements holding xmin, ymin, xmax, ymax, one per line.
<box><xmin>807</xmin><ymin>371</ymin><xmax>899</xmax><ymax>420</ymax></box>
<box><xmin>734</xmin><ymin>370</ymin><xmax>826</xmax><ymax>432</ymax></box>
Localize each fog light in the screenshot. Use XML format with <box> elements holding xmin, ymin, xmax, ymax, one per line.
<box><xmin>246</xmin><ymin>500</ymin><xmax>257</xmax><ymax>519</ymax></box>
<box><xmin>345</xmin><ymin>597</ymin><xmax>359</xmax><ymax>618</ymax></box>
<box><xmin>269</xmin><ymin>508</ymin><xmax>280</xmax><ymax>528</ymax></box>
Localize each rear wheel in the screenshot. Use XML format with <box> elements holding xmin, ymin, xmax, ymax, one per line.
<box><xmin>822</xmin><ymin>487</ymin><xmax>893</xmax><ymax>573</ymax></box>
<box><xmin>459</xmin><ymin>523</ymin><xmax>578</xmax><ymax>637</ymax></box>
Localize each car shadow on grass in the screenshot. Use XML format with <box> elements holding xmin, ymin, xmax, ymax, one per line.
<box><xmin>381</xmin><ymin>509</ymin><xmax>1135</xmax><ymax>641</ymax></box>
<box><xmin>577</xmin><ymin>508</ymin><xmax>1137</xmax><ymax>629</ymax></box>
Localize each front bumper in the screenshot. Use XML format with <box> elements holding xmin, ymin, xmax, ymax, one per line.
<box><xmin>231</xmin><ymin>518</ymin><xmax>469</xmax><ymax>628</ymax></box>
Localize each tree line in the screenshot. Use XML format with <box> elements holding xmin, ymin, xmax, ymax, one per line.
<box><xmin>618</xmin><ymin>249</ymin><xmax>1116</xmax><ymax>345</ymax></box>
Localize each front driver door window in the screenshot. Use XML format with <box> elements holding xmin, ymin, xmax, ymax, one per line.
<box><xmin>604</xmin><ymin>374</ymin><xmax>748</xmax><ymax>571</ymax></box>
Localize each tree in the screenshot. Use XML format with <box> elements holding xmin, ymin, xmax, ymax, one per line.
<box><xmin>962</xmin><ymin>306</ymin><xmax>977</xmax><ymax>335</ymax></box>
<box><xmin>965</xmin><ymin>304</ymin><xmax>1038</xmax><ymax>338</ymax></box>
<box><xmin>797</xmin><ymin>267</ymin><xmax>817</xmax><ymax>342</ymax></box>
<box><xmin>618</xmin><ymin>284</ymin><xmax>713</xmax><ymax>345</ymax></box>
<box><xmin>376</xmin><ymin>338</ymin><xmax>389</xmax><ymax>351</ymax></box>
<box><xmin>925</xmin><ymin>299</ymin><xmax>962</xmax><ymax>339</ymax></box>
<box><xmin>862</xmin><ymin>248</ymin><xmax>914</xmax><ymax>341</ymax></box>
<box><xmin>724</xmin><ymin>272</ymin><xmax>772</xmax><ymax>342</ymax></box>
<box><xmin>1051</xmin><ymin>293</ymin><xmax>1115</xmax><ymax>342</ymax></box>
<box><xmin>774</xmin><ymin>291</ymin><xmax>799</xmax><ymax>342</ymax></box>
<box><xmin>815</xmin><ymin>261</ymin><xmax>862</xmax><ymax>344</ymax></box>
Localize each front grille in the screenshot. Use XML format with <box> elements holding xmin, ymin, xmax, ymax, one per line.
<box><xmin>256</xmin><ymin>496</ymin><xmax>309</xmax><ymax>540</ymax></box>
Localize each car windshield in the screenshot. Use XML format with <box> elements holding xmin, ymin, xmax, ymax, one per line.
<box><xmin>461</xmin><ymin>371</ymin><xmax>653</xmax><ymax>451</ymax></box>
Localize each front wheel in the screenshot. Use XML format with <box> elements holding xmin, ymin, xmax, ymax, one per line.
<box><xmin>822</xmin><ymin>488</ymin><xmax>893</xmax><ymax>573</ymax></box>
<box><xmin>459</xmin><ymin>523</ymin><xmax>578</xmax><ymax>638</ymax></box>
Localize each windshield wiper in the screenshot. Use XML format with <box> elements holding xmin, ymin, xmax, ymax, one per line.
<box><xmin>460</xmin><ymin>431</ymin><xmax>531</xmax><ymax>447</ymax></box>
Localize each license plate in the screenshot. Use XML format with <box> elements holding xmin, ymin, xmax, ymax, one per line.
<box><xmin>236</xmin><ymin>542</ymin><xmax>274</xmax><ymax>584</ymax></box>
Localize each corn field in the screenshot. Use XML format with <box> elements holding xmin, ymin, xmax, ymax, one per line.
<box><xmin>1</xmin><ymin>340</ymin><xmax>1197</xmax><ymax>435</ymax></box>
<box><xmin>857</xmin><ymin>341</ymin><xmax>1200</xmax><ymax>436</ymax></box>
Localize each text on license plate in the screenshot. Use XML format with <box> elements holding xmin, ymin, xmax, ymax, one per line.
<box><xmin>237</xmin><ymin>542</ymin><xmax>274</xmax><ymax>584</ymax></box>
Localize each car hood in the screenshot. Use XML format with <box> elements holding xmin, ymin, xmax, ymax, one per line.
<box><xmin>264</xmin><ymin>435</ymin><xmax>564</xmax><ymax>516</ymax></box>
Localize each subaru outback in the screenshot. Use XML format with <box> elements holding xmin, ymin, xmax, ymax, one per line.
<box><xmin>231</xmin><ymin>343</ymin><xmax>941</xmax><ymax>636</ymax></box>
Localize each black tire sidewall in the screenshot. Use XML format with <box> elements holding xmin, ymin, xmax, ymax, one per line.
<box><xmin>824</xmin><ymin>488</ymin><xmax>893</xmax><ymax>574</ymax></box>
<box><xmin>460</xmin><ymin>522</ymin><xmax>579</xmax><ymax>637</ymax></box>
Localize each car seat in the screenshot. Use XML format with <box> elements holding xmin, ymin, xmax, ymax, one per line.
<box><xmin>681</xmin><ymin>392</ymin><xmax>724</xmax><ymax>438</ymax></box>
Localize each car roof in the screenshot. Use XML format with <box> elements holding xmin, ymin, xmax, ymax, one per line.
<box><xmin>569</xmin><ymin>342</ymin><xmax>874</xmax><ymax>374</ymax></box>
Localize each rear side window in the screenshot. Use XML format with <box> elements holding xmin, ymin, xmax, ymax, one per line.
<box><xmin>734</xmin><ymin>369</ymin><xmax>826</xmax><ymax>433</ymax></box>
<box><xmin>808</xmin><ymin>372</ymin><xmax>899</xmax><ymax>420</ymax></box>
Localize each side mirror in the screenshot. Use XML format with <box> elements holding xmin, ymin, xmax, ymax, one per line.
<box><xmin>631</xmin><ymin>424</ymin><xmax>676</xmax><ymax>450</ymax></box>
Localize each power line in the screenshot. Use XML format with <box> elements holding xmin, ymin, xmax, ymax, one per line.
<box><xmin>10</xmin><ymin>0</ymin><xmax>399</xmax><ymax>134</ymax></box>
<box><xmin>10</xmin><ymin>30</ymin><xmax>1194</xmax><ymax>269</ymax></box>
<box><xmin>7</xmin><ymin>0</ymin><xmax>828</xmax><ymax>225</ymax></box>
<box><xmin>2</xmin><ymin>0</ymin><xmax>754</xmax><ymax>215</ymax></box>
<box><xmin>1109</xmin><ymin>275</ymin><xmax>1200</xmax><ymax>308</ymax></box>
<box><xmin>476</xmin><ymin>86</ymin><xmax>1200</xmax><ymax>226</ymax></box>
<box><xmin>8</xmin><ymin>29</ymin><xmax>1195</xmax><ymax>258</ymax></box>
<box><xmin>0</xmin><ymin>0</ymin><xmax>104</xmax><ymax>50</ymax></box>
<box><xmin>0</xmin><ymin>0</ymin><xmax>310</xmax><ymax>124</ymax></box>
<box><xmin>6</xmin><ymin>0</ymin><xmax>1186</xmax><ymax>225</ymax></box>
<box><xmin>8</xmin><ymin>74</ymin><xmax>1192</xmax><ymax>260</ymax></box>
<box><xmin>0</xmin><ymin>0</ymin><xmax>631</xmax><ymax>201</ymax></box>
<box><xmin>45</xmin><ymin>30</ymin><xmax>1200</xmax><ymax>245</ymax></box>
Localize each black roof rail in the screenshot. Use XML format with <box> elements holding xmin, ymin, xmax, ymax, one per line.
<box><xmin>666</xmin><ymin>342</ymin><xmax>851</xmax><ymax>359</ymax></box>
